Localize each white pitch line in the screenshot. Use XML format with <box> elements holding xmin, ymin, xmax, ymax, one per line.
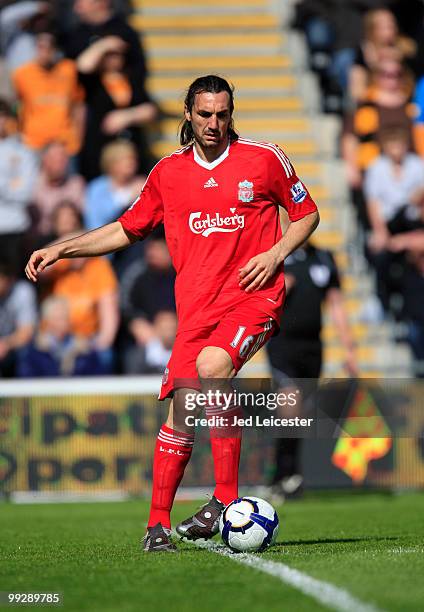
<box><xmin>184</xmin><ymin>537</ymin><xmax>383</xmax><ymax>612</ymax></box>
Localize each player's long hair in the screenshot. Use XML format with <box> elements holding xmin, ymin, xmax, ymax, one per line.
<box><xmin>179</xmin><ymin>75</ymin><xmax>238</xmax><ymax>145</ymax></box>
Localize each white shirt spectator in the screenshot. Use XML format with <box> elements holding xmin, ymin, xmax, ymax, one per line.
<box><xmin>0</xmin><ymin>280</ymin><xmax>37</xmax><ymax>337</ymax></box>
<box><xmin>364</xmin><ymin>153</ymin><xmax>424</xmax><ymax>221</ymax></box>
<box><xmin>0</xmin><ymin>135</ymin><xmax>39</xmax><ymax>233</ymax></box>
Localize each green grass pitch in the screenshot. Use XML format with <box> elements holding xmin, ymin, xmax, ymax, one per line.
<box><xmin>1</xmin><ymin>492</ymin><xmax>423</xmax><ymax>611</ymax></box>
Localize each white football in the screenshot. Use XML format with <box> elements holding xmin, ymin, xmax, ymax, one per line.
<box><xmin>219</xmin><ymin>496</ymin><xmax>279</xmax><ymax>552</ymax></box>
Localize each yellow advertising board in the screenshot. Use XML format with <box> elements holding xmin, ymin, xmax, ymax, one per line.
<box><xmin>0</xmin><ymin>394</ymin><xmax>165</xmax><ymax>493</ymax></box>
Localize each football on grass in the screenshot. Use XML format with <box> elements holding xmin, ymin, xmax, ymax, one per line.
<box><xmin>219</xmin><ymin>496</ymin><xmax>279</xmax><ymax>552</ymax></box>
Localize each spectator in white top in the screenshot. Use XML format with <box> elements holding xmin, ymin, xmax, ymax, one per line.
<box><xmin>0</xmin><ymin>259</ymin><xmax>38</xmax><ymax>377</ymax></box>
<box><xmin>0</xmin><ymin>98</ymin><xmax>39</xmax><ymax>267</ymax></box>
<box><xmin>364</xmin><ymin>126</ymin><xmax>424</xmax><ymax>254</ymax></box>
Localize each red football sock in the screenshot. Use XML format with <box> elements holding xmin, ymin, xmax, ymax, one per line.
<box><xmin>207</xmin><ymin>404</ymin><xmax>242</xmax><ymax>506</ymax></box>
<box><xmin>147</xmin><ymin>424</ymin><xmax>194</xmax><ymax>529</ymax></box>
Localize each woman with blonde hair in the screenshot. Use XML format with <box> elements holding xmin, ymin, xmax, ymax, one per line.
<box><xmin>85</xmin><ymin>139</ymin><xmax>146</xmax><ymax>230</ymax></box>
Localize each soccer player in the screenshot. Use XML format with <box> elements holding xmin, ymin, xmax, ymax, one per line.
<box><xmin>25</xmin><ymin>75</ymin><xmax>319</xmax><ymax>552</ymax></box>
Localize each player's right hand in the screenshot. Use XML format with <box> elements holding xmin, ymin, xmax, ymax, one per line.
<box><xmin>25</xmin><ymin>247</ymin><xmax>60</xmax><ymax>282</ymax></box>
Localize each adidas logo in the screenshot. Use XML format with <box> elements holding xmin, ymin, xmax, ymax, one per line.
<box><xmin>204</xmin><ymin>177</ymin><xmax>218</xmax><ymax>188</ymax></box>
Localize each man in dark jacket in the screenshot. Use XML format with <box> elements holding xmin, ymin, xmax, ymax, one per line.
<box><xmin>266</xmin><ymin>241</ymin><xmax>358</xmax><ymax>500</ymax></box>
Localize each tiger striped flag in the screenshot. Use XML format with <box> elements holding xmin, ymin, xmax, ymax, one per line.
<box><xmin>331</xmin><ymin>386</ymin><xmax>392</xmax><ymax>483</ymax></box>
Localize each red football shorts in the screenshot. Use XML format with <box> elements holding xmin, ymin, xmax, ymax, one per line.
<box><xmin>159</xmin><ymin>303</ymin><xmax>278</xmax><ymax>400</ymax></box>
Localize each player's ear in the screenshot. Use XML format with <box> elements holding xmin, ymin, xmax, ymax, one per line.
<box><xmin>184</xmin><ymin>106</ymin><xmax>191</xmax><ymax>122</ymax></box>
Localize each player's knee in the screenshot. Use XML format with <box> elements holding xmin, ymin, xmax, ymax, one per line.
<box><xmin>196</xmin><ymin>348</ymin><xmax>232</xmax><ymax>379</ymax></box>
<box><xmin>196</xmin><ymin>360</ymin><xmax>217</xmax><ymax>379</ymax></box>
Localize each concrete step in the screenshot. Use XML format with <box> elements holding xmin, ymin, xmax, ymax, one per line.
<box><xmin>321</xmin><ymin>322</ymin><xmax>381</xmax><ymax>343</ymax></box>
<box><xmin>158</xmin><ymin>97</ymin><xmax>304</xmax><ymax>114</ymax></box>
<box><xmin>336</xmin><ymin>286</ymin><xmax>375</xmax><ymax>300</ymax></box>
<box><xmin>314</xmin><ymin>208</ymin><xmax>335</xmax><ymax>223</ymax></box>
<box><xmin>146</xmin><ymin>73</ymin><xmax>297</xmax><ymax>96</ymax></box>
<box><xmin>313</xmin><ymin>116</ymin><xmax>341</xmax><ymax>157</ymax></box>
<box><xmin>131</xmin><ymin>13</ymin><xmax>279</xmax><ymax>31</ymax></box>
<box><xmin>312</xmin><ymin>232</ymin><xmax>345</xmax><ymax>251</ymax></box>
<box><xmin>324</xmin><ymin>344</ymin><xmax>376</xmax><ymax>363</ymax></box>
<box><xmin>143</xmin><ymin>32</ymin><xmax>285</xmax><ymax>54</ymax></box>
<box><xmin>137</xmin><ymin>4</ymin><xmax>270</xmax><ymax>15</ymax></box>
<box><xmin>149</xmin><ymin>54</ymin><xmax>291</xmax><ymax>73</ymax></box>
<box><xmin>340</xmin><ymin>274</ymin><xmax>374</xmax><ymax>294</ymax></box>
<box><xmin>322</xmin><ymin>364</ymin><xmax>385</xmax><ymax>377</ymax></box>
<box><xmin>134</xmin><ymin>0</ymin><xmax>269</xmax><ymax>10</ymax></box>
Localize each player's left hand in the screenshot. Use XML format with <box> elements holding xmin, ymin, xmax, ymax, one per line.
<box><xmin>238</xmin><ymin>250</ymin><xmax>280</xmax><ymax>293</ymax></box>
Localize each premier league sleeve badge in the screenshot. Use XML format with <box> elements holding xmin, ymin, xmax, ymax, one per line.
<box><xmin>290</xmin><ymin>180</ymin><xmax>307</xmax><ymax>203</ymax></box>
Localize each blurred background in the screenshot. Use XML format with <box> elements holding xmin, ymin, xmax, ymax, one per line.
<box><xmin>0</xmin><ymin>0</ymin><xmax>423</xmax><ymax>501</ymax></box>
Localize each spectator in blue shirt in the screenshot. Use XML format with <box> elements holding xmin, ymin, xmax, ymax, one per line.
<box><xmin>84</xmin><ymin>139</ymin><xmax>145</xmax><ymax>230</ymax></box>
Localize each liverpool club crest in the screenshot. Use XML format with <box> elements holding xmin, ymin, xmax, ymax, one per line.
<box><xmin>238</xmin><ymin>180</ymin><xmax>254</xmax><ymax>203</ymax></box>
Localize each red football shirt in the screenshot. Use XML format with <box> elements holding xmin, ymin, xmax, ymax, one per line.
<box><xmin>119</xmin><ymin>137</ymin><xmax>318</xmax><ymax>331</ymax></box>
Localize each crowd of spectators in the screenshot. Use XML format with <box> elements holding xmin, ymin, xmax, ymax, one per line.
<box><xmin>0</xmin><ymin>0</ymin><xmax>174</xmax><ymax>378</ymax></box>
<box><xmin>292</xmin><ymin>0</ymin><xmax>424</xmax><ymax>112</ymax></box>
<box><xmin>293</xmin><ymin>1</ymin><xmax>424</xmax><ymax>375</ymax></box>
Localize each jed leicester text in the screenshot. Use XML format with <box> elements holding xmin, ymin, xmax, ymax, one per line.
<box><xmin>185</xmin><ymin>415</ymin><xmax>314</xmax><ymax>427</ymax></box>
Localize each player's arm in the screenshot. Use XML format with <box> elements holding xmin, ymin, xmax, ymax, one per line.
<box><xmin>25</xmin><ymin>221</ymin><xmax>135</xmax><ymax>282</ymax></box>
<box><xmin>239</xmin><ymin>211</ymin><xmax>319</xmax><ymax>293</ymax></box>
<box><xmin>240</xmin><ymin>146</ymin><xmax>319</xmax><ymax>292</ymax></box>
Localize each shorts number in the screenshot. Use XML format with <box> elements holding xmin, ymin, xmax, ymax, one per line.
<box><xmin>239</xmin><ymin>335</ymin><xmax>255</xmax><ymax>358</ymax></box>
<box><xmin>230</xmin><ymin>320</ymin><xmax>274</xmax><ymax>361</ymax></box>
<box><xmin>230</xmin><ymin>326</ymin><xmax>246</xmax><ymax>348</ymax></box>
